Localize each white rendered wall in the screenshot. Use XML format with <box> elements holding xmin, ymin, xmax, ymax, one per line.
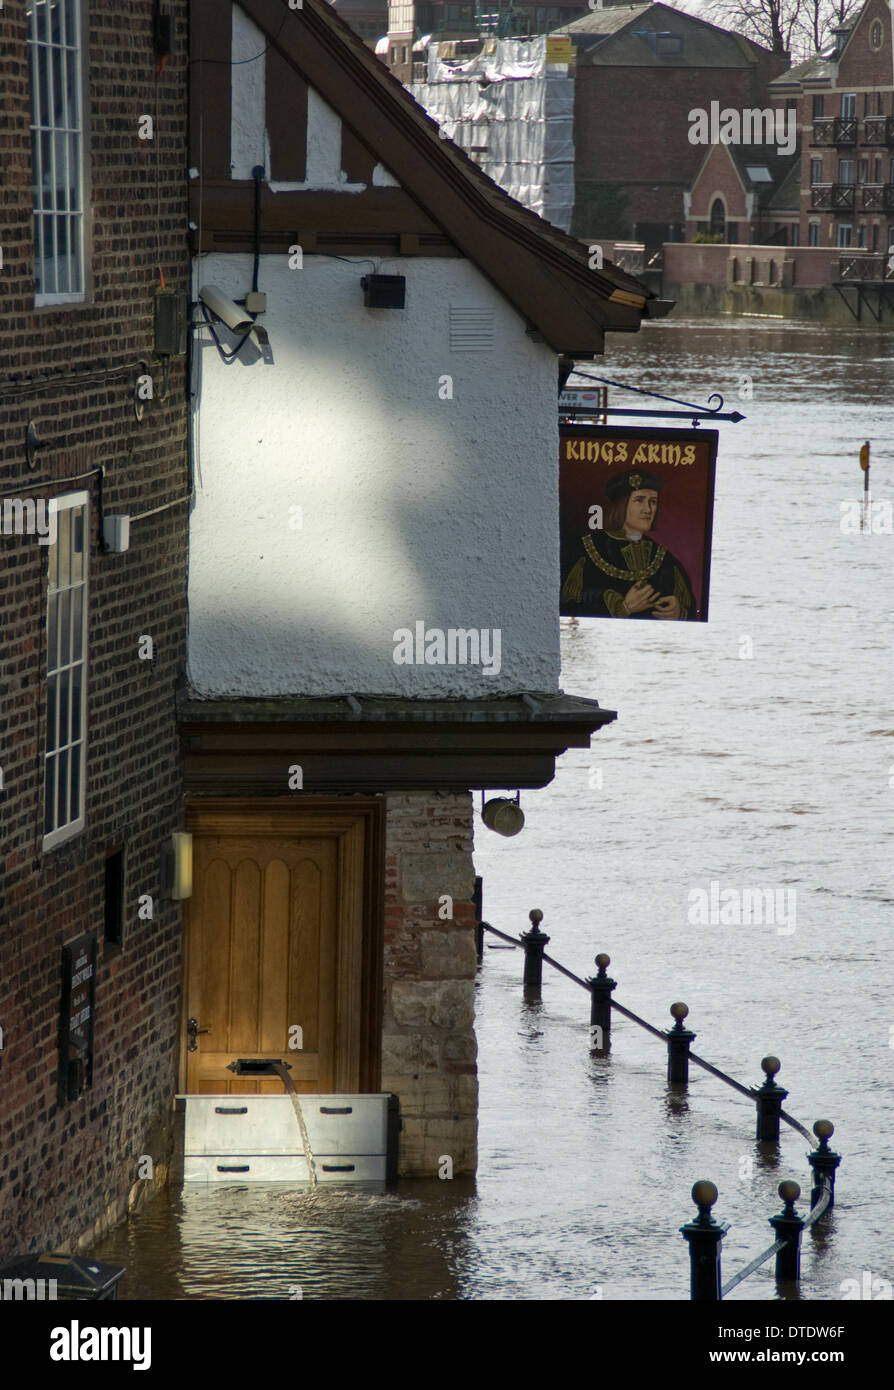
<box><xmin>188</xmin><ymin>253</ymin><xmax>561</xmax><ymax>697</ymax></box>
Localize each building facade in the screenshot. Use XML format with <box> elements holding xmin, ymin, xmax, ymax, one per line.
<box><xmin>559</xmin><ymin>3</ymin><xmax>789</xmax><ymax>248</ymax></box>
<box><xmin>0</xmin><ymin>0</ymin><xmax>190</xmax><ymax>1257</ymax></box>
<box><xmin>770</xmin><ymin>0</ymin><xmax>894</xmax><ymax>253</ymax></box>
<box><xmin>186</xmin><ymin>0</ymin><xmax>650</xmax><ymax>1180</ymax></box>
<box><xmin>685</xmin><ymin>144</ymin><xmax>800</xmax><ymax>245</ymax></box>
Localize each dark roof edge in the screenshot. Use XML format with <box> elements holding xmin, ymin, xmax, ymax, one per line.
<box><xmin>178</xmin><ymin>691</ymin><xmax>618</xmax><ymax>726</ymax></box>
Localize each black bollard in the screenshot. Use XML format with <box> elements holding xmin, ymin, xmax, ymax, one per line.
<box><xmin>587</xmin><ymin>953</ymin><xmax>616</xmax><ymax>1051</ymax></box>
<box><xmin>520</xmin><ymin>909</ymin><xmax>550</xmax><ymax>997</ymax></box>
<box><xmin>666</xmin><ymin>1002</ymin><xmax>696</xmax><ymax>1086</ymax></box>
<box><xmin>754</xmin><ymin>1056</ymin><xmax>788</xmax><ymax>1142</ymax></box>
<box><xmin>807</xmin><ymin>1120</ymin><xmax>841</xmax><ymax>1210</ymax></box>
<box><xmin>680</xmin><ymin>1181</ymin><xmax>729</xmax><ymax>1301</ymax></box>
<box><xmin>768</xmin><ymin>1181</ymin><xmax>806</xmax><ymax>1284</ymax></box>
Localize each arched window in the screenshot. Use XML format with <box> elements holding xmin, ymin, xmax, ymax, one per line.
<box><xmin>709</xmin><ymin>199</ymin><xmax>726</xmax><ymax>237</ymax></box>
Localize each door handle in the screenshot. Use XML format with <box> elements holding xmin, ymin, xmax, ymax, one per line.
<box><xmin>187</xmin><ymin>1016</ymin><xmax>211</xmax><ymax>1052</ymax></box>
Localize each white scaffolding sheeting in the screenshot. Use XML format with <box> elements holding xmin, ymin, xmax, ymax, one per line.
<box><xmin>410</xmin><ymin>36</ymin><xmax>575</xmax><ymax>232</ymax></box>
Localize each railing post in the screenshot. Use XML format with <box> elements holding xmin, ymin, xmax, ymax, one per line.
<box><xmin>768</xmin><ymin>1181</ymin><xmax>806</xmax><ymax>1284</ymax></box>
<box><xmin>807</xmin><ymin>1120</ymin><xmax>841</xmax><ymax>1210</ymax></box>
<box><xmin>666</xmin><ymin>1002</ymin><xmax>696</xmax><ymax>1086</ymax></box>
<box><xmin>754</xmin><ymin>1055</ymin><xmax>788</xmax><ymax>1142</ymax></box>
<box><xmin>586</xmin><ymin>953</ymin><xmax>616</xmax><ymax>1052</ymax></box>
<box><xmin>520</xmin><ymin>909</ymin><xmax>550</xmax><ymax>998</ymax></box>
<box><xmin>680</xmin><ymin>1181</ymin><xmax>729</xmax><ymax>1301</ymax></box>
<box><xmin>475</xmin><ymin>919</ymin><xmax>485</xmax><ymax>961</ymax></box>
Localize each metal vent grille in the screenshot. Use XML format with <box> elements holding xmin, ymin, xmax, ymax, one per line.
<box><xmin>449</xmin><ymin>305</ymin><xmax>495</xmax><ymax>352</ymax></box>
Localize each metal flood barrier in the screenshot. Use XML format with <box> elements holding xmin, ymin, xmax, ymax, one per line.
<box><xmin>175</xmin><ymin>1062</ymin><xmax>400</xmax><ymax>1185</ymax></box>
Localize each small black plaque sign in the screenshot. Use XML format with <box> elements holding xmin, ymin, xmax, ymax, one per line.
<box><xmin>58</xmin><ymin>933</ymin><xmax>97</xmax><ymax>1104</ymax></box>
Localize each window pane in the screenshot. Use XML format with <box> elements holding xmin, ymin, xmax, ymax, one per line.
<box><xmin>58</xmin><ymin>667</ymin><xmax>70</xmax><ymax>745</ymax></box>
<box><xmin>38</xmin><ymin>45</ymin><xmax>51</xmax><ymax>132</ymax></box>
<box><xmin>46</xmin><ymin>672</ymin><xmax>58</xmax><ymax>750</ymax></box>
<box><xmin>47</xmin><ymin>591</ymin><xmax>58</xmax><ymax>671</ymax></box>
<box><xmin>70</xmin><ymin>661</ymin><xmax>83</xmax><ymax>735</ymax></box>
<box><xmin>69</xmin><ymin>741</ymin><xmax>82</xmax><ymax>822</ymax></box>
<box><xmin>47</xmin><ymin>526</ymin><xmax>58</xmax><ymax>592</ymax></box>
<box><xmin>70</xmin><ymin>586</ymin><xmax>83</xmax><ymax>661</ymax></box>
<box><xmin>50</xmin><ymin>0</ymin><xmax>64</xmax><ymax>46</ymax></box>
<box><xmin>54</xmin><ymin>130</ymin><xmax>68</xmax><ymax>208</ymax></box>
<box><xmin>58</xmin><ymin>505</ymin><xmax>71</xmax><ymax>585</ymax></box>
<box><xmin>58</xmin><ymin>587</ymin><xmax>71</xmax><ymax>667</ymax></box>
<box><xmin>68</xmin><ymin>131</ymin><xmax>80</xmax><ymax>209</ymax></box>
<box><xmin>66</xmin><ymin>48</ymin><xmax>80</xmax><ymax>127</ymax></box>
<box><xmin>55</xmin><ymin>214</ymin><xmax>70</xmax><ymax>293</ymax></box>
<box><xmin>56</xmin><ymin>747</ymin><xmax>69</xmax><ymax>827</ymax></box>
<box><xmin>69</xmin><ymin>214</ymin><xmax>81</xmax><ymax>289</ymax></box>
<box><xmin>65</xmin><ymin>0</ymin><xmax>80</xmax><ymax>48</ymax></box>
<box><xmin>71</xmin><ymin>506</ymin><xmax>84</xmax><ymax>580</ymax></box>
<box><xmin>45</xmin><ymin>756</ymin><xmax>57</xmax><ymax>833</ymax></box>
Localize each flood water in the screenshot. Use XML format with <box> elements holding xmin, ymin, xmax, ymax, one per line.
<box><xmin>92</xmin><ymin>318</ymin><xmax>894</xmax><ymax>1300</ymax></box>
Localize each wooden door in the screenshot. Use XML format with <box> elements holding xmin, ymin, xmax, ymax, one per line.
<box><xmin>183</xmin><ymin>804</ymin><xmax>372</xmax><ymax>1095</ymax></box>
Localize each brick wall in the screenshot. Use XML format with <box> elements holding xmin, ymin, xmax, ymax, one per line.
<box><xmin>687</xmin><ymin>144</ymin><xmax>750</xmax><ymax>224</ymax></box>
<box><xmin>574</xmin><ymin>65</ymin><xmax>765</xmax><ymax>233</ymax></box>
<box><xmin>795</xmin><ymin>0</ymin><xmax>894</xmax><ymax>248</ymax></box>
<box><xmin>381</xmin><ymin>793</ymin><xmax>478</xmax><ymax>1176</ymax></box>
<box><xmin>0</xmin><ymin>0</ymin><xmax>190</xmax><ymax>1257</ymax></box>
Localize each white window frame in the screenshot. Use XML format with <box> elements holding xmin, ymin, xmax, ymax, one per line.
<box><xmin>836</xmin><ymin>223</ymin><xmax>853</xmax><ymax>247</ymax></box>
<box><xmin>27</xmin><ymin>0</ymin><xmax>87</xmax><ymax>305</ymax></box>
<box><xmin>43</xmin><ymin>490</ymin><xmax>89</xmax><ymax>851</ymax></box>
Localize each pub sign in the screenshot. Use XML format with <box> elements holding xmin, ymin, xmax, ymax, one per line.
<box><xmin>560</xmin><ymin>425</ymin><xmax>717</xmax><ymax>621</ymax></box>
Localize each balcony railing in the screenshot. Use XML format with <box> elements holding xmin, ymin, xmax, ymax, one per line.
<box><xmin>862</xmin><ymin>116</ymin><xmax>894</xmax><ymax>145</ymax></box>
<box><xmin>811</xmin><ymin>116</ymin><xmax>857</xmax><ymax>146</ymax></box>
<box><xmin>861</xmin><ymin>183</ymin><xmax>894</xmax><ymax>210</ymax></box>
<box><xmin>810</xmin><ymin>182</ymin><xmax>855</xmax><ymax>210</ymax></box>
<box><xmin>838</xmin><ymin>252</ymin><xmax>894</xmax><ymax>282</ymax></box>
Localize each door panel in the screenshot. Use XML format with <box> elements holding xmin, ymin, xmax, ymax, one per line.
<box><xmin>186</xmin><ymin>828</ymin><xmax>339</xmax><ymax>1095</ymax></box>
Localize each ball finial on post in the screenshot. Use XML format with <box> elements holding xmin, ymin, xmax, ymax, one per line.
<box><xmin>667</xmin><ymin>1003</ymin><xmax>696</xmax><ymax>1086</ymax></box>
<box><xmin>520</xmin><ymin>909</ymin><xmax>549</xmax><ymax>998</ymax></box>
<box><xmin>755</xmin><ymin>1055</ymin><xmax>788</xmax><ymax>1143</ymax></box>
<box><xmin>587</xmin><ymin>952</ymin><xmax>616</xmax><ymax>1053</ymax></box>
<box><xmin>808</xmin><ymin>1119</ymin><xmax>841</xmax><ymax>1210</ymax></box>
<box><xmin>680</xmin><ymin>1180</ymin><xmax>729</xmax><ymax>1300</ymax></box>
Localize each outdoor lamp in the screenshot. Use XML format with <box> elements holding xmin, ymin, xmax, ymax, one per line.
<box><xmin>482</xmin><ymin>796</ymin><xmax>525</xmax><ymax>837</ymax></box>
<box><xmin>162</xmin><ymin>831</ymin><xmax>193</xmax><ymax>900</ymax></box>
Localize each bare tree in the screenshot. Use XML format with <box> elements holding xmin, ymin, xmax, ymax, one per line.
<box><xmin>796</xmin><ymin>0</ymin><xmax>864</xmax><ymax>55</ymax></box>
<box><xmin>701</xmin><ymin>0</ymin><xmax>803</xmax><ymax>55</ymax></box>
<box><xmin>696</xmin><ymin>0</ymin><xmax>866</xmax><ymax>57</ymax></box>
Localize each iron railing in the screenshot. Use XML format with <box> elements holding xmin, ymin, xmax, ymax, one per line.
<box><xmin>476</xmin><ymin>906</ymin><xmax>842</xmax><ymax>1300</ymax></box>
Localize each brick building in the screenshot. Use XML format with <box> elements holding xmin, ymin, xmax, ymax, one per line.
<box><xmin>769</xmin><ymin>0</ymin><xmax>894</xmax><ymax>252</ymax></box>
<box><xmin>2</xmin><ymin>0</ymin><xmax>652</xmax><ymax>1261</ymax></box>
<box><xmin>0</xmin><ymin>0</ymin><xmax>190</xmax><ymax>1258</ymax></box>
<box><xmin>685</xmin><ymin>143</ymin><xmax>800</xmax><ymax>244</ymax></box>
<box><xmin>558</xmin><ymin>2</ymin><xmax>789</xmax><ymax>248</ymax></box>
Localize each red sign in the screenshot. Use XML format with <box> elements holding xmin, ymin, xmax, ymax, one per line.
<box><xmin>559</xmin><ymin>425</ymin><xmax>717</xmax><ymax>621</ymax></box>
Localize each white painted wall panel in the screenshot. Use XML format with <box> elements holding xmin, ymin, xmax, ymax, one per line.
<box><xmin>189</xmin><ymin>254</ymin><xmax>561</xmax><ymax>697</ymax></box>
